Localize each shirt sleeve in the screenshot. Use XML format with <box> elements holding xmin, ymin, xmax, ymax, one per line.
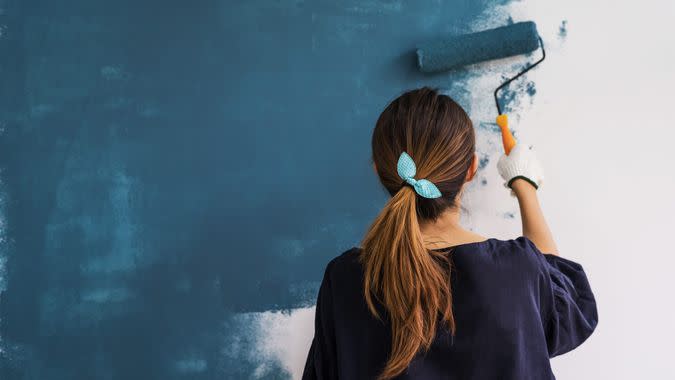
<box><xmin>525</xmin><ymin>238</ymin><xmax>599</xmax><ymax>358</ymax></box>
<box><xmin>302</xmin><ymin>259</ymin><xmax>338</xmax><ymax>380</ymax></box>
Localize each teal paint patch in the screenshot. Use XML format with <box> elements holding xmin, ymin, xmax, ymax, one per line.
<box><xmin>559</xmin><ymin>20</ymin><xmax>568</xmax><ymax>39</ymax></box>
<box><xmin>478</xmin><ymin>121</ymin><xmax>502</xmax><ymax>133</ymax></box>
<box><xmin>496</xmin><ymin>75</ymin><xmax>538</xmax><ymax>114</ymax></box>
<box><xmin>0</xmin><ymin>0</ymin><xmax>522</xmax><ymax>378</ymax></box>
<box><xmin>526</xmin><ymin>81</ymin><xmax>536</xmax><ymax>96</ymax></box>
<box><xmin>478</xmin><ymin>155</ymin><xmax>490</xmax><ymax>170</ymax></box>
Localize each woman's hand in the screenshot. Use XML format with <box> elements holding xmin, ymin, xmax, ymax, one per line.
<box><xmin>497</xmin><ymin>143</ymin><xmax>558</xmax><ymax>255</ymax></box>
<box><xmin>496</xmin><ymin>143</ymin><xmax>544</xmax><ymax>194</ymax></box>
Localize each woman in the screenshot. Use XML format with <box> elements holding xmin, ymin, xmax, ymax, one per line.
<box><xmin>302</xmin><ymin>87</ymin><xmax>598</xmax><ymax>380</ymax></box>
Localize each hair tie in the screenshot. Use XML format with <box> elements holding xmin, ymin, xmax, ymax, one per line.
<box><xmin>396</xmin><ymin>152</ymin><xmax>442</xmax><ymax>199</ymax></box>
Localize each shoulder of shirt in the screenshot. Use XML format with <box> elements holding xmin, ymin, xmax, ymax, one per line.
<box><xmin>322</xmin><ymin>247</ymin><xmax>362</xmax><ymax>278</ymax></box>
<box><xmin>490</xmin><ymin>236</ymin><xmax>550</xmax><ymax>274</ymax></box>
<box><xmin>328</xmin><ymin>246</ymin><xmax>361</xmax><ymax>267</ymax></box>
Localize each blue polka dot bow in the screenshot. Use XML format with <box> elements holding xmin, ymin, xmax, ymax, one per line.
<box><xmin>396</xmin><ymin>152</ymin><xmax>442</xmax><ymax>199</ymax></box>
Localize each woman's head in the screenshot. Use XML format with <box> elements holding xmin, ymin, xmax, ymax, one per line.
<box><xmin>372</xmin><ymin>87</ymin><xmax>477</xmax><ymax>218</ymax></box>
<box><xmin>359</xmin><ymin>87</ymin><xmax>477</xmax><ymax>380</ymax></box>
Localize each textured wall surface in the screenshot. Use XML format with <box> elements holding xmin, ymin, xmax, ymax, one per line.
<box><xmin>1</xmin><ymin>0</ymin><xmax>673</xmax><ymax>379</ymax></box>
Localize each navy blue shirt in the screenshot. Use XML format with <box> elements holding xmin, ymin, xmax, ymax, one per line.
<box><xmin>302</xmin><ymin>236</ymin><xmax>598</xmax><ymax>379</ymax></box>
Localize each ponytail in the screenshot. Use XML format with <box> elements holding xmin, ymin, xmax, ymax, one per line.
<box><xmin>359</xmin><ymin>185</ymin><xmax>455</xmax><ymax>380</ymax></box>
<box><xmin>362</xmin><ymin>87</ymin><xmax>476</xmax><ymax>379</ymax></box>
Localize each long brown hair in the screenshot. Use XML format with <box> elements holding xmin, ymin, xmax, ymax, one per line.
<box><xmin>359</xmin><ymin>87</ymin><xmax>476</xmax><ymax>379</ymax></box>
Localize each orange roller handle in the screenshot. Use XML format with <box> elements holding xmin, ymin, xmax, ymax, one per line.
<box><xmin>496</xmin><ymin>114</ymin><xmax>516</xmax><ymax>155</ymax></box>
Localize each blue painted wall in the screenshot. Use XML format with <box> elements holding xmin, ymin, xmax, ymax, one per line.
<box><xmin>0</xmin><ymin>0</ymin><xmax>510</xmax><ymax>378</ymax></box>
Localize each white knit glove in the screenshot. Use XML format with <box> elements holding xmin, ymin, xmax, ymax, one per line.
<box><xmin>496</xmin><ymin>142</ymin><xmax>544</xmax><ymax>195</ymax></box>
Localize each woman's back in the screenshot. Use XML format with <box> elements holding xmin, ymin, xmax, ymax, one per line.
<box><xmin>302</xmin><ymin>88</ymin><xmax>597</xmax><ymax>379</ymax></box>
<box><xmin>303</xmin><ymin>236</ymin><xmax>597</xmax><ymax>380</ymax></box>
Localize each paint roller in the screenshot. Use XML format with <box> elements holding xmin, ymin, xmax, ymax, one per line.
<box><xmin>416</xmin><ymin>21</ymin><xmax>545</xmax><ymax>155</ymax></box>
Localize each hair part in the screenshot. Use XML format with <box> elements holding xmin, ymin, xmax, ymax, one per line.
<box><xmin>358</xmin><ymin>87</ymin><xmax>476</xmax><ymax>379</ymax></box>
